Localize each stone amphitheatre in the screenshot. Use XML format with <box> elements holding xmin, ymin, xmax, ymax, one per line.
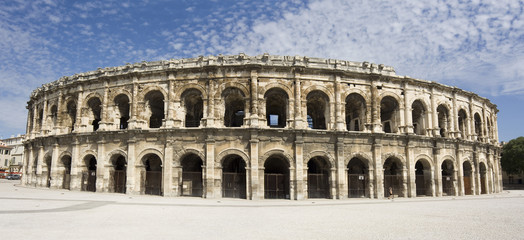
<box><xmin>23</xmin><ymin>53</ymin><xmax>501</xmax><ymax>200</ymax></box>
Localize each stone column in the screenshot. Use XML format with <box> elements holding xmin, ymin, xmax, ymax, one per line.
<box><xmin>433</xmin><ymin>148</ymin><xmax>442</xmax><ymax>197</ymax></box>
<box><xmin>452</xmin><ymin>91</ymin><xmax>458</xmax><ymax>138</ymax></box>
<box><xmin>25</xmin><ymin>145</ymin><xmax>33</xmax><ymax>186</ymax></box>
<box><xmin>367</xmin><ymin>168</ymin><xmax>375</xmax><ymax>199</ymax></box>
<box><xmin>294</xmin><ymin>133</ymin><xmax>305</xmax><ymax>200</ymax></box>
<box><xmin>99</xmin><ymin>81</ymin><xmax>109</xmax><ymax>131</ymax></box>
<box><xmin>457</xmin><ymin>147</ymin><xmax>465</xmax><ymax>196</ymax></box>
<box><xmin>330</xmin><ymin>167</ymin><xmax>337</xmax><ymax>199</ymax></box>
<box><xmin>70</xmin><ymin>139</ymin><xmax>80</xmax><ymax>190</ymax></box>
<box><xmin>370</xmin><ymin>81</ymin><xmax>382</xmax><ymax>133</ymax></box>
<box><xmin>50</xmin><ymin>143</ymin><xmax>59</xmax><ymax>189</ymax></box>
<box><xmin>96</xmin><ymin>137</ymin><xmax>106</xmax><ymax>192</ymax></box>
<box><xmin>336</xmin><ymin>139</ymin><xmax>345</xmax><ymax>199</ymax></box>
<box><xmin>373</xmin><ymin>138</ymin><xmax>383</xmax><ymax>198</ymax></box>
<box><xmin>165</xmin><ymin>74</ymin><xmax>176</xmax><ymax>128</ymax></box>
<box><xmin>431</xmin><ymin>87</ymin><xmax>439</xmax><ymax>137</ymax></box>
<box><xmin>405</xmin><ymin>139</ymin><xmax>415</xmax><ymax>198</ymax></box>
<box><xmin>126</xmin><ymin>137</ymin><xmax>136</xmax><ymax>194</ymax></box>
<box><xmin>128</xmin><ymin>77</ymin><xmax>139</xmax><ymax>129</ymax></box>
<box><xmin>294</xmin><ymin>71</ymin><xmax>304</xmax><ymax>129</ymax></box>
<box><xmin>334</xmin><ymin>75</ymin><xmax>345</xmax><ymax>131</ymax></box>
<box><xmin>249</xmin><ymin>135</ymin><xmax>260</xmax><ymax>200</ymax></box>
<box><xmin>41</xmin><ymin>96</ymin><xmax>48</xmax><ymax>135</ymax></box>
<box><xmin>37</xmin><ymin>145</ymin><xmax>44</xmax><ymax>187</ymax></box>
<box><xmin>74</xmin><ymin>87</ymin><xmax>84</xmax><ymax>132</ymax></box>
<box><xmin>164</xmin><ymin>140</ymin><xmax>173</xmax><ymax>196</ymax></box>
<box><xmin>249</xmin><ymin>70</ymin><xmax>259</xmax><ymax>127</ymax></box>
<box><xmin>55</xmin><ymin>91</ymin><xmax>63</xmax><ymax>134</ymax></box>
<box><xmin>205</xmin><ymin>138</ymin><xmax>216</xmax><ymax>198</ymax></box>
<box><xmin>402</xmin><ymin>167</ymin><xmax>408</xmax><ymax>197</ymax></box>
<box><xmin>404</xmin><ymin>83</ymin><xmax>413</xmax><ymax>134</ymax></box>
<box><xmin>453</xmin><ymin>169</ymin><xmax>459</xmax><ymax>196</ymax></box>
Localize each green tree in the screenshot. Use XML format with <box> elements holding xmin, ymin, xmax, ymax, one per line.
<box><xmin>501</xmin><ymin>137</ymin><xmax>524</xmax><ymax>175</ymax></box>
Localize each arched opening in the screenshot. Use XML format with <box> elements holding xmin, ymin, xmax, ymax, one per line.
<box><xmin>60</xmin><ymin>155</ymin><xmax>71</xmax><ymax>190</ymax></box>
<box><xmin>87</xmin><ymin>97</ymin><xmax>102</xmax><ymax>131</ymax></box>
<box><xmin>114</xmin><ymin>94</ymin><xmax>130</xmax><ymax>130</ymax></box>
<box><xmin>181</xmin><ymin>154</ymin><xmax>203</xmax><ymax>197</ymax></box>
<box><xmin>66</xmin><ymin>100</ymin><xmax>77</xmax><ymax>132</ymax></box>
<box><xmin>306</xmin><ymin>91</ymin><xmax>329</xmax><ymax>130</ymax></box>
<box><xmin>383</xmin><ymin>157</ymin><xmax>403</xmax><ymax>197</ymax></box>
<box><xmin>347</xmin><ymin>157</ymin><xmax>368</xmax><ymax>198</ymax></box>
<box><xmin>50</xmin><ymin>105</ymin><xmax>58</xmax><ymax>127</ymax></box>
<box><xmin>437</xmin><ymin>105</ymin><xmax>450</xmax><ymax>137</ymax></box>
<box><xmin>222</xmin><ymin>155</ymin><xmax>246</xmax><ymax>198</ymax></box>
<box><xmin>380</xmin><ymin>96</ymin><xmax>399</xmax><ymax>133</ymax></box>
<box><xmin>479</xmin><ymin>162</ymin><xmax>487</xmax><ymax>194</ymax></box>
<box><xmin>265</xmin><ymin>88</ymin><xmax>288</xmax><ymax>128</ymax></box>
<box><xmin>415</xmin><ymin>160</ymin><xmax>432</xmax><ymax>196</ymax></box>
<box><xmin>411</xmin><ymin>100</ymin><xmax>426</xmax><ymax>135</ymax></box>
<box><xmin>264</xmin><ymin>155</ymin><xmax>290</xmax><ymax>199</ymax></box>
<box><xmin>458</xmin><ymin>109</ymin><xmax>468</xmax><ymax>139</ymax></box>
<box><xmin>307</xmin><ymin>156</ymin><xmax>330</xmax><ymax>198</ymax></box>
<box><xmin>463</xmin><ymin>161</ymin><xmax>473</xmax><ymax>195</ymax></box>
<box><xmin>345</xmin><ymin>93</ymin><xmax>366</xmax><ymax>131</ymax></box>
<box><xmin>441</xmin><ymin>160</ymin><xmax>455</xmax><ymax>196</ymax></box>
<box><xmin>145</xmin><ymin>91</ymin><xmax>165</xmax><ymax>128</ymax></box>
<box><xmin>45</xmin><ymin>156</ymin><xmax>52</xmax><ymax>188</ymax></box>
<box><xmin>223</xmin><ymin>88</ymin><xmax>245</xmax><ymax>127</ymax></box>
<box><xmin>82</xmin><ymin>155</ymin><xmax>97</xmax><ymax>192</ymax></box>
<box><xmin>474</xmin><ymin>113</ymin><xmax>482</xmax><ymax>139</ymax></box>
<box><xmin>110</xmin><ymin>155</ymin><xmax>127</xmax><ymax>194</ymax></box>
<box><xmin>142</xmin><ymin>153</ymin><xmax>162</xmax><ymax>196</ymax></box>
<box><xmin>182</xmin><ymin>89</ymin><xmax>203</xmax><ymax>127</ymax></box>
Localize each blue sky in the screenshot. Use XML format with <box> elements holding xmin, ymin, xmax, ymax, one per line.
<box><xmin>0</xmin><ymin>0</ymin><xmax>523</xmax><ymax>141</ymax></box>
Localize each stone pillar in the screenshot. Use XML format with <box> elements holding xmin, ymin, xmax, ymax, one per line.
<box><xmin>126</xmin><ymin>137</ymin><xmax>136</xmax><ymax>194</ymax></box>
<box><xmin>373</xmin><ymin>138</ymin><xmax>383</xmax><ymax>198</ymax></box>
<box><xmin>370</xmin><ymin>81</ymin><xmax>382</xmax><ymax>133</ymax></box>
<box><xmin>70</xmin><ymin>139</ymin><xmax>80</xmax><ymax>191</ymax></box>
<box><xmin>367</xmin><ymin>168</ymin><xmax>375</xmax><ymax>199</ymax></box>
<box><xmin>434</xmin><ymin>148</ymin><xmax>442</xmax><ymax>197</ymax></box>
<box><xmin>404</xmin><ymin>83</ymin><xmax>413</xmax><ymax>134</ymax></box>
<box><xmin>249</xmin><ymin>135</ymin><xmax>260</xmax><ymax>199</ymax></box>
<box><xmin>249</xmin><ymin>70</ymin><xmax>259</xmax><ymax>127</ymax></box>
<box><xmin>128</xmin><ymin>78</ymin><xmax>139</xmax><ymax>129</ymax></box>
<box><xmin>37</xmin><ymin>145</ymin><xmax>44</xmax><ymax>187</ymax></box>
<box><xmin>330</xmin><ymin>167</ymin><xmax>337</xmax><ymax>199</ymax></box>
<box><xmin>294</xmin><ymin>134</ymin><xmax>305</xmax><ymax>200</ymax></box>
<box><xmin>165</xmin><ymin>74</ymin><xmax>176</xmax><ymax>128</ymax></box>
<box><xmin>430</xmin><ymin>87</ymin><xmax>439</xmax><ymax>137</ymax></box>
<box><xmin>457</xmin><ymin>148</ymin><xmax>465</xmax><ymax>196</ymax></box>
<box><xmin>164</xmin><ymin>140</ymin><xmax>173</xmax><ymax>196</ymax></box>
<box><xmin>25</xmin><ymin>145</ymin><xmax>33</xmax><ymax>186</ymax></box>
<box><xmin>294</xmin><ymin>71</ymin><xmax>304</xmax><ymax>129</ymax></box>
<box><xmin>402</xmin><ymin>167</ymin><xmax>408</xmax><ymax>197</ymax></box>
<box><xmin>50</xmin><ymin>143</ymin><xmax>59</xmax><ymax>189</ymax></box>
<box><xmin>452</xmin><ymin>91</ymin><xmax>458</xmax><ymax>139</ymax></box>
<box><xmin>96</xmin><ymin>137</ymin><xmax>105</xmax><ymax>192</ymax></box>
<box><xmin>99</xmin><ymin>82</ymin><xmax>109</xmax><ymax>131</ymax></box>
<box><xmin>41</xmin><ymin>96</ymin><xmax>48</xmax><ymax>135</ymax></box>
<box><xmin>336</xmin><ymin>139</ymin><xmax>345</xmax><ymax>199</ymax></box>
<box><xmin>55</xmin><ymin>91</ymin><xmax>63</xmax><ymax>134</ymax></box>
<box><xmin>453</xmin><ymin>169</ymin><xmax>459</xmax><ymax>196</ymax></box>
<box><xmin>205</xmin><ymin>138</ymin><xmax>216</xmax><ymax>198</ymax></box>
<box><xmin>405</xmin><ymin>139</ymin><xmax>415</xmax><ymax>198</ymax></box>
<box><xmin>74</xmin><ymin>87</ymin><xmax>84</xmax><ymax>132</ymax></box>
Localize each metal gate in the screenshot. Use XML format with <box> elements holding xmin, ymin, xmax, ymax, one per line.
<box><xmin>348</xmin><ymin>174</ymin><xmax>367</xmax><ymax>198</ymax></box>
<box><xmin>415</xmin><ymin>174</ymin><xmax>426</xmax><ymax>196</ymax></box>
<box><xmin>384</xmin><ymin>175</ymin><xmax>402</xmax><ymax>197</ymax></box>
<box><xmin>62</xmin><ymin>172</ymin><xmax>70</xmax><ymax>190</ymax></box>
<box><xmin>114</xmin><ymin>170</ymin><xmax>126</xmax><ymax>194</ymax></box>
<box><xmin>308</xmin><ymin>173</ymin><xmax>329</xmax><ymax>198</ymax></box>
<box><xmin>264</xmin><ymin>173</ymin><xmax>289</xmax><ymax>199</ymax></box>
<box><xmin>182</xmin><ymin>171</ymin><xmax>203</xmax><ymax>197</ymax></box>
<box><xmin>145</xmin><ymin>171</ymin><xmax>162</xmax><ymax>196</ymax></box>
<box><xmin>463</xmin><ymin>176</ymin><xmax>472</xmax><ymax>195</ymax></box>
<box><xmin>81</xmin><ymin>170</ymin><xmax>96</xmax><ymax>192</ymax></box>
<box><xmin>222</xmin><ymin>172</ymin><xmax>246</xmax><ymax>198</ymax></box>
<box><xmin>442</xmin><ymin>176</ymin><xmax>454</xmax><ymax>196</ymax></box>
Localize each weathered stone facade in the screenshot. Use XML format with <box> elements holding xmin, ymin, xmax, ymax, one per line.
<box><xmin>23</xmin><ymin>54</ymin><xmax>502</xmax><ymax>199</ymax></box>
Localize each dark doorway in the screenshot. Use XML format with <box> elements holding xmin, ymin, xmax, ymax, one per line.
<box><xmin>384</xmin><ymin>157</ymin><xmax>403</xmax><ymax>197</ymax></box>
<box><xmin>264</xmin><ymin>156</ymin><xmax>290</xmax><ymax>199</ymax></box>
<box><xmin>222</xmin><ymin>155</ymin><xmax>246</xmax><ymax>199</ymax></box>
<box><xmin>181</xmin><ymin>154</ymin><xmax>203</xmax><ymax>197</ymax></box>
<box><xmin>463</xmin><ymin>161</ymin><xmax>472</xmax><ymax>195</ymax></box>
<box><xmin>143</xmin><ymin>154</ymin><xmax>162</xmax><ymax>196</ymax></box>
<box><xmin>415</xmin><ymin>160</ymin><xmax>432</xmax><ymax>196</ymax></box>
<box><xmin>82</xmin><ymin>155</ymin><xmax>97</xmax><ymax>192</ymax></box>
<box><xmin>347</xmin><ymin>157</ymin><xmax>368</xmax><ymax>198</ymax></box>
<box><xmin>111</xmin><ymin>155</ymin><xmax>127</xmax><ymax>194</ymax></box>
<box><xmin>480</xmin><ymin>162</ymin><xmax>487</xmax><ymax>194</ymax></box>
<box><xmin>61</xmin><ymin>156</ymin><xmax>71</xmax><ymax>190</ymax></box>
<box><xmin>307</xmin><ymin>157</ymin><xmax>330</xmax><ymax>199</ymax></box>
<box><xmin>441</xmin><ymin>160</ymin><xmax>454</xmax><ymax>196</ymax></box>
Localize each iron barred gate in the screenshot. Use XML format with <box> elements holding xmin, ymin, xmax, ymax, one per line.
<box><xmin>145</xmin><ymin>171</ymin><xmax>162</xmax><ymax>196</ymax></box>
<box><xmin>81</xmin><ymin>170</ymin><xmax>97</xmax><ymax>192</ymax></box>
<box><xmin>222</xmin><ymin>173</ymin><xmax>246</xmax><ymax>198</ymax></box>
<box><xmin>348</xmin><ymin>174</ymin><xmax>367</xmax><ymax>198</ymax></box>
<box><xmin>264</xmin><ymin>173</ymin><xmax>289</xmax><ymax>199</ymax></box>
<box><xmin>384</xmin><ymin>175</ymin><xmax>402</xmax><ymax>197</ymax></box>
<box><xmin>182</xmin><ymin>171</ymin><xmax>203</xmax><ymax>197</ymax></box>
<box><xmin>442</xmin><ymin>176</ymin><xmax>454</xmax><ymax>196</ymax></box>
<box><xmin>308</xmin><ymin>173</ymin><xmax>329</xmax><ymax>198</ymax></box>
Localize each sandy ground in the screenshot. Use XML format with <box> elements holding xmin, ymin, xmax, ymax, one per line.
<box><xmin>1</xmin><ymin>179</ymin><xmax>523</xmax><ymax>240</ymax></box>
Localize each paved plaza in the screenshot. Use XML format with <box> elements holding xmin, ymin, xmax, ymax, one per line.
<box><xmin>1</xmin><ymin>179</ymin><xmax>523</xmax><ymax>239</ymax></box>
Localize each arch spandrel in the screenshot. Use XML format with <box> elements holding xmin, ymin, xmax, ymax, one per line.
<box><xmin>304</xmin><ymin>150</ymin><xmax>335</xmax><ymax>169</ymax></box>
<box><xmin>302</xmin><ymin>86</ymin><xmax>334</xmax><ymax>103</ymax></box>
<box><xmin>217</xmin><ymin>82</ymin><xmax>249</xmax><ymax>99</ymax></box>
<box><xmin>174</xmin><ymin>84</ymin><xmax>207</xmax><ymax>101</ymax></box>
<box><xmin>345</xmin><ymin>152</ymin><xmax>373</xmax><ymax>169</ymax></box>
<box><xmin>381</xmin><ymin>152</ymin><xmax>406</xmax><ymax>167</ymax></box>
<box><xmin>106</xmin><ymin>149</ymin><xmax>128</xmax><ymax>164</ymax></box>
<box><xmin>413</xmin><ymin>154</ymin><xmax>434</xmax><ymax>168</ymax></box>
<box><xmin>83</xmin><ymin>92</ymin><xmax>104</xmax><ymax>108</ymax></box>
<box><xmin>137</xmin><ymin>85</ymin><xmax>168</xmax><ymax>102</ymax></box>
<box><xmin>259</xmin><ymin>149</ymin><xmax>294</xmax><ymax>167</ymax></box>
<box><xmin>378</xmin><ymin>92</ymin><xmax>403</xmax><ymax>108</ymax></box>
<box><xmin>136</xmin><ymin>148</ymin><xmax>164</xmax><ymax>166</ymax></box>
<box><xmin>216</xmin><ymin>148</ymin><xmax>250</xmax><ymax>167</ymax></box>
<box><xmin>173</xmin><ymin>148</ymin><xmax>206</xmax><ymax>167</ymax></box>
<box><xmin>260</xmin><ymin>83</ymin><xmax>293</xmax><ymax>100</ymax></box>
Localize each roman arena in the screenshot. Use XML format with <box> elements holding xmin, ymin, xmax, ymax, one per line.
<box><xmin>23</xmin><ymin>54</ymin><xmax>501</xmax><ymax>200</ymax></box>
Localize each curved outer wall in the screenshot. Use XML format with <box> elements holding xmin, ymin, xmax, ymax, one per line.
<box><xmin>23</xmin><ymin>54</ymin><xmax>502</xmax><ymax>199</ymax></box>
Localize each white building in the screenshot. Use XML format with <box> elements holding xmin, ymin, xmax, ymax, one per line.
<box><xmin>1</xmin><ymin>135</ymin><xmax>25</xmax><ymax>174</ymax></box>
